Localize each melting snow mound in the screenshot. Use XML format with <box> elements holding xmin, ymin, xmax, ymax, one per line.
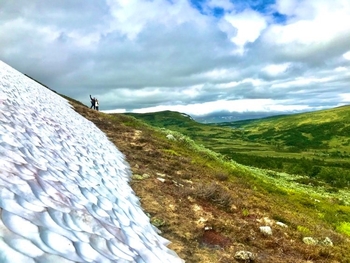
<box><xmin>0</xmin><ymin>61</ymin><xmax>183</xmax><ymax>263</ymax></box>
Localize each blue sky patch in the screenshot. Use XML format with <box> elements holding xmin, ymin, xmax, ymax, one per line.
<box><xmin>272</xmin><ymin>12</ymin><xmax>288</xmax><ymax>24</ymax></box>
<box><xmin>190</xmin><ymin>0</ymin><xmax>283</xmax><ymax>18</ymax></box>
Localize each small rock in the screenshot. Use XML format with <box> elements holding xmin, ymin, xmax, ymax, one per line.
<box><xmin>259</xmin><ymin>226</ymin><xmax>272</xmax><ymax>236</ymax></box>
<box><xmin>234</xmin><ymin>250</ymin><xmax>255</xmax><ymax>262</ymax></box>
<box><xmin>166</xmin><ymin>134</ymin><xmax>176</xmax><ymax>140</ymax></box>
<box><xmin>276</xmin><ymin>221</ymin><xmax>288</xmax><ymax>228</ymax></box>
<box><xmin>230</xmin><ymin>204</ymin><xmax>237</xmax><ymax>211</ymax></box>
<box><xmin>168</xmin><ymin>204</ymin><xmax>176</xmax><ymax>211</ymax></box>
<box><xmin>320</xmin><ymin>237</ymin><xmax>333</xmax><ymax>246</ymax></box>
<box><xmin>157</xmin><ymin>177</ymin><xmax>166</xmax><ymax>183</ymax></box>
<box><xmin>172</xmin><ymin>180</ymin><xmax>183</xmax><ymax>187</ymax></box>
<box><xmin>187</xmin><ymin>196</ymin><xmax>195</xmax><ymax>202</ymax></box>
<box><xmin>303</xmin><ymin>237</ymin><xmax>318</xmax><ymax>245</ymax></box>
<box><xmin>204</xmin><ymin>225</ymin><xmax>212</xmax><ymax>230</ymax></box>
<box><xmin>193</xmin><ymin>204</ymin><xmax>202</xmax><ymax>211</ymax></box>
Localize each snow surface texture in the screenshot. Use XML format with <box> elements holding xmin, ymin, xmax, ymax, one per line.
<box><xmin>0</xmin><ymin>61</ymin><xmax>183</xmax><ymax>263</ymax></box>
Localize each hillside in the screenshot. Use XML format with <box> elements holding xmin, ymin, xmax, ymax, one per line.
<box><xmin>70</xmin><ymin>101</ymin><xmax>350</xmax><ymax>262</ymax></box>
<box><xmin>218</xmin><ymin>105</ymin><xmax>350</xmax><ymax>151</ymax></box>
<box><xmin>126</xmin><ymin>111</ymin><xmax>207</xmax><ymax>138</ymax></box>
<box><xmin>125</xmin><ymin>111</ymin><xmax>233</xmax><ymax>142</ymax></box>
<box><xmin>127</xmin><ymin>107</ymin><xmax>350</xmax><ymax>189</ymax></box>
<box><xmin>126</xmin><ymin>105</ymin><xmax>350</xmax><ymax>153</ymax></box>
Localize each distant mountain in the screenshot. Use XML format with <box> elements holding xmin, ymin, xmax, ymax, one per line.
<box><xmin>126</xmin><ymin>105</ymin><xmax>350</xmax><ymax>152</ymax></box>
<box><xmin>219</xmin><ymin>104</ymin><xmax>350</xmax><ymax>127</ymax></box>
<box><xmin>125</xmin><ymin>110</ymin><xmax>201</xmax><ymax>130</ymax></box>
<box><xmin>218</xmin><ymin>104</ymin><xmax>350</xmax><ymax>150</ymax></box>
<box><xmin>192</xmin><ymin>111</ymin><xmax>292</xmax><ymax>123</ymax></box>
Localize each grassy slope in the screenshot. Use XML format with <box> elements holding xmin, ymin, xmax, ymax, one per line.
<box><xmin>125</xmin><ymin>111</ymin><xmax>233</xmax><ymax>143</ymax></box>
<box><xmin>126</xmin><ymin>106</ymin><xmax>350</xmax><ymax>153</ymax></box>
<box><xmin>127</xmin><ymin>107</ymin><xmax>350</xmax><ymax>186</ymax></box>
<box><xmin>67</xmin><ymin>101</ymin><xmax>350</xmax><ymax>263</ymax></box>
<box><xmin>219</xmin><ymin>105</ymin><xmax>350</xmax><ymax>150</ymax></box>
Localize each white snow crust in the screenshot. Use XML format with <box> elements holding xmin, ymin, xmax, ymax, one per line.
<box><xmin>0</xmin><ymin>61</ymin><xmax>183</xmax><ymax>263</ymax></box>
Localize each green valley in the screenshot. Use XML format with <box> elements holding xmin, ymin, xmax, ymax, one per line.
<box><xmin>126</xmin><ymin>105</ymin><xmax>350</xmax><ymax>189</ymax></box>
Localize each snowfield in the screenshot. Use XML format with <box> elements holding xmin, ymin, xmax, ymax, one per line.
<box><xmin>0</xmin><ymin>61</ymin><xmax>183</xmax><ymax>263</ymax></box>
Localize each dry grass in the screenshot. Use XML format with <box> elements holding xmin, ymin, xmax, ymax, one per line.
<box><xmin>71</xmin><ymin>102</ymin><xmax>350</xmax><ymax>263</ymax></box>
<box><xmin>180</xmin><ymin>182</ymin><xmax>234</xmax><ymax>209</ymax></box>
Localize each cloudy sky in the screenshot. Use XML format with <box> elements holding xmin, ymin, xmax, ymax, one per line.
<box><xmin>1</xmin><ymin>0</ymin><xmax>350</xmax><ymax>120</ymax></box>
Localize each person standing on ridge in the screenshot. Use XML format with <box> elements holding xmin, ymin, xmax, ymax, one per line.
<box><xmin>89</xmin><ymin>95</ymin><xmax>96</xmax><ymax>109</ymax></box>
<box><xmin>95</xmin><ymin>99</ymin><xmax>99</xmax><ymax>111</ymax></box>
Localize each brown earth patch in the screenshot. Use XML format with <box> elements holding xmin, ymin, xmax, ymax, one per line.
<box><xmin>200</xmin><ymin>229</ymin><xmax>232</xmax><ymax>249</ymax></box>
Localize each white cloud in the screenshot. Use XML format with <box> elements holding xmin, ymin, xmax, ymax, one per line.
<box><xmin>272</xmin><ymin>76</ymin><xmax>334</xmax><ymax>89</ymax></box>
<box><xmin>343</xmin><ymin>51</ymin><xmax>350</xmax><ymax>60</ymax></box>
<box><xmin>262</xmin><ymin>63</ymin><xmax>290</xmax><ymax>76</ymax></box>
<box><xmin>266</xmin><ymin>0</ymin><xmax>350</xmax><ymax>45</ymax></box>
<box><xmin>128</xmin><ymin>99</ymin><xmax>313</xmax><ymax>116</ymax></box>
<box><xmin>274</xmin><ymin>0</ymin><xmax>297</xmax><ymax>16</ymax></box>
<box><xmin>217</xmin><ymin>81</ymin><xmax>240</xmax><ymax>89</ymax></box>
<box><xmin>340</xmin><ymin>93</ymin><xmax>350</xmax><ymax>103</ymax></box>
<box><xmin>182</xmin><ymin>85</ymin><xmax>203</xmax><ymax>98</ymax></box>
<box><xmin>222</xmin><ymin>9</ymin><xmax>267</xmax><ymax>52</ymax></box>
<box><xmin>105</xmin><ymin>0</ymin><xmax>204</xmax><ymax>40</ymax></box>
<box><xmin>196</xmin><ymin>68</ymin><xmax>232</xmax><ymax>79</ymax></box>
<box><xmin>335</xmin><ymin>67</ymin><xmax>347</xmax><ymax>72</ymax></box>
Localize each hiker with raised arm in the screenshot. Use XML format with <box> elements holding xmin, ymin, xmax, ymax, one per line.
<box><xmin>89</xmin><ymin>95</ymin><xmax>96</xmax><ymax>109</ymax></box>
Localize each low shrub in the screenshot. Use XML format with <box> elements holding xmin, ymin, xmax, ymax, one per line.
<box><xmin>336</xmin><ymin>222</ymin><xmax>350</xmax><ymax>236</ymax></box>
<box><xmin>297</xmin><ymin>225</ymin><xmax>311</xmax><ymax>235</ymax></box>
<box><xmin>183</xmin><ymin>182</ymin><xmax>234</xmax><ymax>209</ymax></box>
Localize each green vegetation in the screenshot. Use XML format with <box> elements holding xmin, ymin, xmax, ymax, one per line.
<box><xmin>337</xmin><ymin>222</ymin><xmax>350</xmax><ymax>236</ymax></box>
<box><xmin>126</xmin><ymin>105</ymin><xmax>350</xmax><ymax>189</ymax></box>
<box><xmin>297</xmin><ymin>225</ymin><xmax>311</xmax><ymax>235</ymax></box>
<box><xmin>154</xmin><ymin>125</ymin><xmax>350</xmax><ymax>228</ymax></box>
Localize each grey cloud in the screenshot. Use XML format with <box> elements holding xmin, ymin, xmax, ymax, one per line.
<box><xmin>0</xmin><ymin>1</ymin><xmax>109</xmax><ymax>32</ymax></box>
<box><xmin>255</xmin><ymin>30</ymin><xmax>350</xmax><ymax>68</ymax></box>
<box><xmin>57</xmin><ymin>19</ymin><xmax>240</xmax><ymax>104</ymax></box>
<box><xmin>0</xmin><ymin>0</ymin><xmax>349</xmax><ymax>114</ymax></box>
